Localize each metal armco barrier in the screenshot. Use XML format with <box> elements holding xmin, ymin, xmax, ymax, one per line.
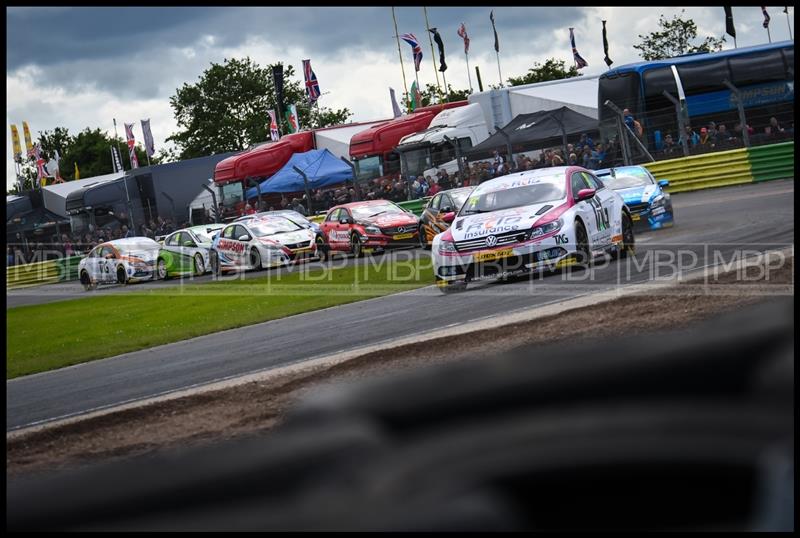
<box><xmin>396</xmin><ymin>197</ymin><xmax>430</xmax><ymax>216</ymax></box>
<box><xmin>6</xmin><ymin>255</ymin><xmax>84</xmax><ymax>290</ymax></box>
<box><xmin>6</xmin><ymin>259</ymin><xmax>61</xmax><ymax>290</ymax></box>
<box><xmin>747</xmin><ymin>141</ymin><xmax>794</xmax><ymax>183</ymax></box>
<box><xmin>644</xmin><ymin>141</ymin><xmax>794</xmax><ymax>194</ymax></box>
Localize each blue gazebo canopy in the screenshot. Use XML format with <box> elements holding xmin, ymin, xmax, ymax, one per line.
<box><xmin>246</xmin><ymin>148</ymin><xmax>354</xmax><ymax>198</ymax></box>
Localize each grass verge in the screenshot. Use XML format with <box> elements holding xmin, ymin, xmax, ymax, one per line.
<box><xmin>7</xmin><ymin>259</ymin><xmax>433</xmax><ymax>379</ymax></box>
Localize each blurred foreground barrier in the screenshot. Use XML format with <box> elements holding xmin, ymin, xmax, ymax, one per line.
<box><xmin>645</xmin><ymin>140</ymin><xmax>794</xmax><ymax>194</ymax></box>
<box><xmin>7</xmin><ymin>298</ymin><xmax>793</xmax><ymax>531</ymax></box>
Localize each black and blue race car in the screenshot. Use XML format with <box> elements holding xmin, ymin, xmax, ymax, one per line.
<box><xmin>595</xmin><ymin>166</ymin><xmax>674</xmax><ymax>230</ymax></box>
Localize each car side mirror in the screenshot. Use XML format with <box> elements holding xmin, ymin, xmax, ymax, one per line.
<box><xmin>442</xmin><ymin>212</ymin><xmax>455</xmax><ymax>224</ymax></box>
<box><xmin>576</xmin><ymin>188</ymin><xmax>596</xmax><ymax>202</ymax></box>
<box><xmin>658</xmin><ymin>179</ymin><xmax>670</xmax><ymax>187</ymax></box>
<box><xmin>237</xmin><ymin>234</ymin><xmax>251</xmax><ymax>242</ymax></box>
<box><xmin>339</xmin><ymin>217</ymin><xmax>353</xmax><ymax>225</ymax></box>
<box><xmin>440</xmin><ymin>206</ymin><xmax>453</xmax><ymax>214</ymax></box>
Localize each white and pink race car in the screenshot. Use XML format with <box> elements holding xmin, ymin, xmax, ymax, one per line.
<box><xmin>432</xmin><ymin>166</ymin><xmax>635</xmax><ymax>293</ymax></box>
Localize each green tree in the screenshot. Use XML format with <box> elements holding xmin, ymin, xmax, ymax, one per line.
<box><xmin>167</xmin><ymin>57</ymin><xmax>352</xmax><ymax>160</ymax></box>
<box><xmin>38</xmin><ymin>127</ymin><xmax>152</xmax><ymax>181</ymax></box>
<box><xmin>633</xmin><ymin>10</ymin><xmax>726</xmax><ymax>60</ymax></box>
<box><xmin>8</xmin><ymin>126</ymin><xmax>155</xmax><ymax>193</ymax></box>
<box><xmin>401</xmin><ymin>83</ymin><xmax>471</xmax><ymax>111</ymax></box>
<box><xmin>507</xmin><ymin>57</ymin><xmax>581</xmax><ymax>87</ymax></box>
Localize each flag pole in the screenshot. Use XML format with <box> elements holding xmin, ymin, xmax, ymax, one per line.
<box><xmin>113</xmin><ymin>118</ymin><xmax>126</xmax><ymax>171</ymax></box>
<box><xmin>766</xmin><ymin>25</ymin><xmax>771</xmax><ymax>43</ymax></box>
<box><xmin>495</xmin><ymin>50</ymin><xmax>503</xmax><ymax>87</ymax></box>
<box><xmin>391</xmin><ymin>7</ymin><xmax>410</xmax><ymax>113</ymax></box>
<box><xmin>465</xmin><ymin>50</ymin><xmax>473</xmax><ymax>93</ymax></box>
<box><xmin>786</xmin><ymin>7</ymin><xmax>793</xmax><ymax>40</ymax></box>
<box><xmin>423</xmin><ymin>7</ymin><xmax>443</xmax><ymax>104</ymax></box>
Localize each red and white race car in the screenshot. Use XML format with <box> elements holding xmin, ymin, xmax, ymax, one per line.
<box><xmin>319</xmin><ymin>200</ymin><xmax>420</xmax><ymax>258</ymax></box>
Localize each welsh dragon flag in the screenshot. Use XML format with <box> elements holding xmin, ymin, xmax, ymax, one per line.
<box><xmin>409</xmin><ymin>80</ymin><xmax>422</xmax><ymax>112</ymax></box>
<box><xmin>285</xmin><ymin>104</ymin><xmax>300</xmax><ymax>134</ymax></box>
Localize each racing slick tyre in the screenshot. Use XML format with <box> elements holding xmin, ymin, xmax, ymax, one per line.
<box><xmin>249</xmin><ymin>248</ymin><xmax>262</xmax><ymax>271</ymax></box>
<box><xmin>612</xmin><ymin>212</ymin><xmax>635</xmax><ymax>260</ymax></box>
<box><xmin>316</xmin><ymin>235</ymin><xmax>330</xmax><ymax>262</ymax></box>
<box><xmin>574</xmin><ymin>220</ymin><xmax>591</xmax><ymax>268</ymax></box>
<box><xmin>116</xmin><ymin>265</ymin><xmax>128</xmax><ymax>285</ymax></box>
<box><xmin>437</xmin><ymin>279</ymin><xmax>468</xmax><ymax>294</ymax></box>
<box><xmin>350</xmin><ymin>234</ymin><xmax>363</xmax><ymax>258</ymax></box>
<box><xmin>157</xmin><ymin>258</ymin><xmax>169</xmax><ymax>280</ymax></box>
<box><xmin>210</xmin><ymin>250</ymin><xmax>221</xmax><ymax>277</ymax></box>
<box><xmin>193</xmin><ymin>254</ymin><xmax>205</xmax><ymax>276</ymax></box>
<box><xmin>80</xmin><ymin>271</ymin><xmax>96</xmax><ymax>292</ymax></box>
<box><xmin>418</xmin><ymin>225</ymin><xmax>430</xmax><ymax>250</ymax></box>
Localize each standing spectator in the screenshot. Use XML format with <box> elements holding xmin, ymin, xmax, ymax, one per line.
<box><xmin>492</xmin><ymin>149</ymin><xmax>504</xmax><ymax>169</ymax></box>
<box><xmin>568</xmin><ymin>153</ymin><xmax>578</xmax><ymax>166</ymax></box>
<box><xmin>680</xmin><ymin>125</ymin><xmax>699</xmax><ymax>148</ymax></box>
<box><xmin>61</xmin><ymin>234</ymin><xmax>74</xmax><ymax>257</ymax></box>
<box><xmin>291</xmin><ymin>198</ymin><xmax>307</xmax><ymax>216</ymax></box>
<box><xmin>698</xmin><ymin>127</ymin><xmax>712</xmax><ymax>147</ymax></box>
<box><xmin>578</xmin><ymin>133</ymin><xmax>595</xmax><ymax>150</ymax></box>
<box><xmin>661</xmin><ymin>134</ymin><xmax>677</xmax><ymax>157</ymax></box>
<box><xmin>580</xmin><ymin>146</ymin><xmax>591</xmax><ymax>168</ymax></box>
<box><xmin>715</xmin><ymin>125</ymin><xmax>733</xmax><ymax>148</ymax></box>
<box><xmin>769</xmin><ymin>117</ymin><xmax>784</xmax><ymax>133</ymax></box>
<box><xmin>623</xmin><ymin>109</ymin><xmax>644</xmax><ymax>141</ymax></box>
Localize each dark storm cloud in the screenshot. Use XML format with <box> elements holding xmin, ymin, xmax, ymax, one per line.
<box><xmin>8</xmin><ymin>6</ymin><xmax>585</xmax><ymax>74</ymax></box>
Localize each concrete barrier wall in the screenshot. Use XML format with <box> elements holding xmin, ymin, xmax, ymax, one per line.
<box><xmin>644</xmin><ymin>141</ymin><xmax>793</xmax><ymax>194</ymax></box>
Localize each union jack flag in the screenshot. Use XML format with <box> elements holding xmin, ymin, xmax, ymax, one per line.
<box><xmin>569</xmin><ymin>28</ymin><xmax>588</xmax><ymax>70</ymax></box>
<box><xmin>302</xmin><ymin>59</ymin><xmax>321</xmax><ymax>105</ymax></box>
<box><xmin>400</xmin><ymin>33</ymin><xmax>423</xmax><ymax>72</ymax></box>
<box><xmin>124</xmin><ymin>122</ymin><xmax>139</xmax><ymax>169</ymax></box>
<box><xmin>457</xmin><ymin>23</ymin><xmax>470</xmax><ymax>54</ymax></box>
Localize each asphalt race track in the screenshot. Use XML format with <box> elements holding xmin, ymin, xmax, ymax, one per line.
<box><xmin>6</xmin><ymin>180</ymin><xmax>794</xmax><ymax>431</ymax></box>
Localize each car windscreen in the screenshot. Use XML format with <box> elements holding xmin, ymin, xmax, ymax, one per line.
<box><xmin>195</xmin><ymin>228</ymin><xmax>222</xmax><ymax>243</ymax></box>
<box><xmin>602</xmin><ymin>170</ymin><xmax>653</xmax><ymax>190</ymax></box>
<box><xmin>350</xmin><ymin>204</ymin><xmax>405</xmax><ymax>220</ymax></box>
<box><xmin>460</xmin><ymin>176</ymin><xmax>566</xmax><ymax>216</ymax></box>
<box><xmin>449</xmin><ymin>189</ymin><xmax>472</xmax><ymax>210</ymax></box>
<box><xmin>248</xmin><ymin>218</ymin><xmax>302</xmax><ymax>237</ymax></box>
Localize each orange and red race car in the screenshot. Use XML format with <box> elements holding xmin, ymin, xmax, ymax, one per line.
<box><xmin>319</xmin><ymin>199</ymin><xmax>420</xmax><ymax>258</ymax></box>
<box><xmin>417</xmin><ymin>186</ymin><xmax>474</xmax><ymax>249</ymax></box>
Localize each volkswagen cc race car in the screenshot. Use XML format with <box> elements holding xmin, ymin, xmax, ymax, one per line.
<box><xmin>418</xmin><ymin>186</ymin><xmax>474</xmax><ymax>249</ymax></box>
<box><xmin>432</xmin><ymin>167</ymin><xmax>635</xmax><ymax>293</ymax></box>
<box><xmin>595</xmin><ymin>166</ymin><xmax>674</xmax><ymax>230</ymax></box>
<box><xmin>79</xmin><ymin>237</ymin><xmax>161</xmax><ymax>291</ymax></box>
<box><xmin>156</xmin><ymin>223</ymin><xmax>225</xmax><ymax>279</ymax></box>
<box><xmin>209</xmin><ymin>215</ymin><xmax>319</xmax><ymax>274</ymax></box>
<box><xmin>319</xmin><ymin>200</ymin><xmax>420</xmax><ymax>258</ymax></box>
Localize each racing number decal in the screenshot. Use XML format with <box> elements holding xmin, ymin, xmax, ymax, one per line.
<box><xmin>588</xmin><ymin>197</ymin><xmax>610</xmax><ymax>231</ymax></box>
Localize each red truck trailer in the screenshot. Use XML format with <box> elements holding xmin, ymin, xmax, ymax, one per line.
<box><xmin>212</xmin><ymin>120</ymin><xmax>390</xmax><ymax>217</ymax></box>
<box><xmin>348</xmin><ymin>101</ymin><xmax>468</xmax><ymax>189</ymax></box>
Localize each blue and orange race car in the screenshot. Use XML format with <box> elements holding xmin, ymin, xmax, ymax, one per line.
<box><xmin>595</xmin><ymin>166</ymin><xmax>674</xmax><ymax>230</ymax></box>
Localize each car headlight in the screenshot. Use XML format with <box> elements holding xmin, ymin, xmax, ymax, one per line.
<box><xmin>531</xmin><ymin>218</ymin><xmax>563</xmax><ymax>238</ymax></box>
<box><xmin>364</xmin><ymin>226</ymin><xmax>381</xmax><ymax>235</ymax></box>
<box><xmin>650</xmin><ymin>194</ymin><xmax>666</xmax><ymax>209</ymax></box>
<box><xmin>438</xmin><ymin>240</ymin><xmax>457</xmax><ymax>254</ymax></box>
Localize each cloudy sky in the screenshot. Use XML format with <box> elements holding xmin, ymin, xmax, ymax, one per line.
<box><xmin>6</xmin><ymin>6</ymin><xmax>794</xmax><ymax>190</ymax></box>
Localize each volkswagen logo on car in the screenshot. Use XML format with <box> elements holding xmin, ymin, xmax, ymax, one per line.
<box><xmin>485</xmin><ymin>235</ymin><xmax>498</xmax><ymax>247</ymax></box>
